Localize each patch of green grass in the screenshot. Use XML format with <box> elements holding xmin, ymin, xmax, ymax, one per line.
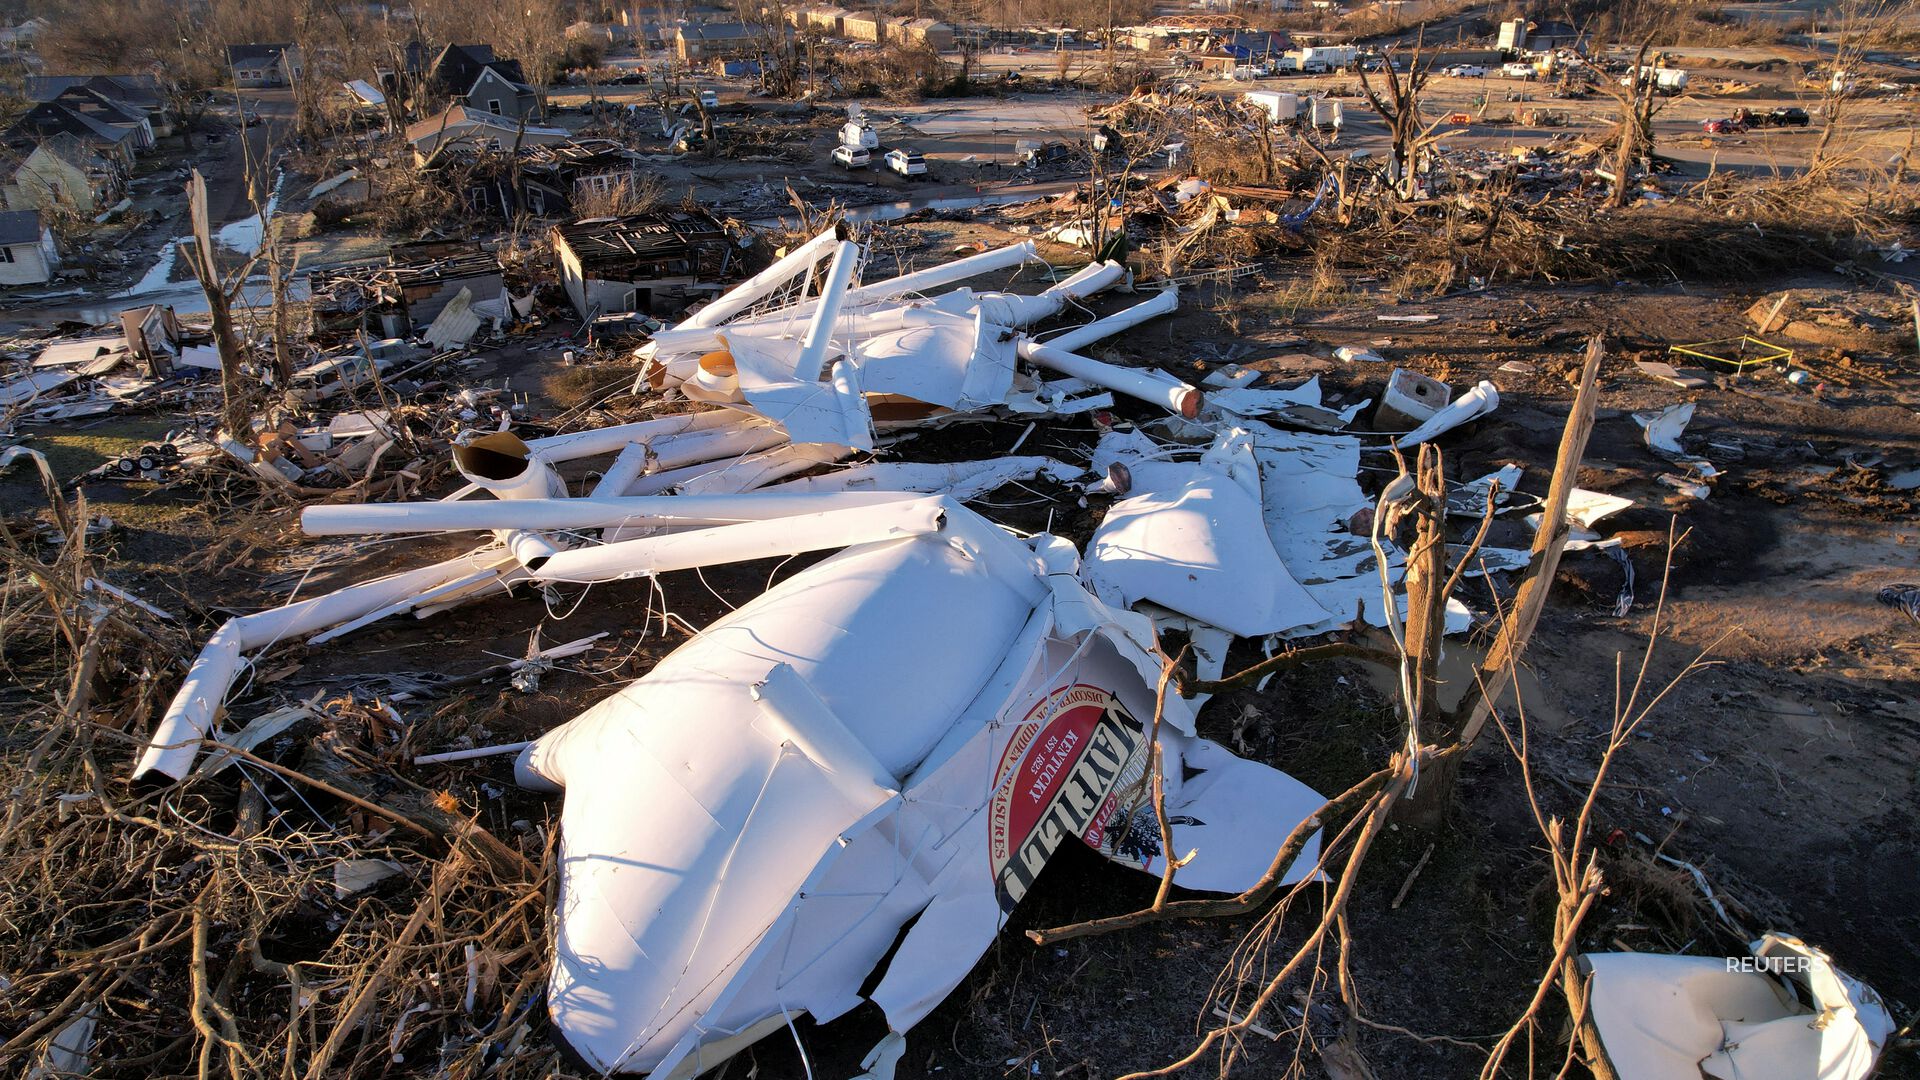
<box><xmin>17</xmin><ymin>418</ymin><xmax>181</xmax><ymax>485</ymax></box>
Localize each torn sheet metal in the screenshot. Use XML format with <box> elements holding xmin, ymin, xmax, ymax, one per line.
<box><xmin>1584</xmin><ymin>934</ymin><xmax>1892</xmax><ymax>1080</ymax></box>
<box><xmin>0</xmin><ymin>370</ymin><xmax>80</xmax><ymax>406</ymax></box>
<box><xmin>1240</xmin><ymin>421</ymin><xmax>1467</xmax><ymax>636</ymax></box>
<box><xmin>1634</xmin><ymin>402</ymin><xmax>1720</xmax><ymax>488</ymax></box>
<box><xmin>505</xmin><ymin>503</ymin><xmax>1323</xmax><ymax>1075</ymax></box>
<box><xmin>664</xmin><ymin>443</ymin><xmax>855</xmax><ymax>496</ymax></box>
<box><xmin>27</xmin><ymin>1004</ymin><xmax>97</xmax><ymax>1080</ymax></box>
<box><xmin>1521</xmin><ymin>487</ymin><xmax>1636</xmax><ymax>554</ymax></box>
<box><xmin>1084</xmin><ymin>430</ymin><xmax>1327</xmax><ymax>638</ymax></box>
<box><xmin>424</xmin><ymin>286</ymin><xmax>482</xmax><ymax>350</ymax></box>
<box><xmin>1205</xmin><ymin>374</ymin><xmax>1367</xmax><ymax>432</ymax></box>
<box><xmin>1239</xmin><ymin>421</ymin><xmax>1386</xmax><ymax>632</ymax></box>
<box><xmin>1449</xmin><ymin>465</ymin><xmax>1525</xmax><ymax>516</ymax></box>
<box><xmin>1397</xmin><ymin>380</ymin><xmax>1499</xmax><ymax>447</ymax></box>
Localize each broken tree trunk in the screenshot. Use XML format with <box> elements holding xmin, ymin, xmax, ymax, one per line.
<box><xmin>1454</xmin><ymin>334</ymin><xmax>1606</xmax><ymax>751</ymax></box>
<box><xmin>1391</xmin><ymin>443</ymin><xmax>1453</xmax><ymax>829</ymax></box>
<box><xmin>1397</xmin><ymin>336</ymin><xmax>1604</xmax><ymax>827</ymax></box>
<box><xmin>185</xmin><ymin>169</ymin><xmax>255</xmax><ymax>441</ymax></box>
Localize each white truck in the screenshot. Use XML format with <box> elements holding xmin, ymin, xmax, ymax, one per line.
<box><xmin>1624</xmin><ymin>66</ymin><xmax>1689</xmax><ymax>94</ymax></box>
<box><xmin>1244</xmin><ymin>89</ymin><xmax>1299</xmax><ymax>124</ymax></box>
<box><xmin>1297</xmin><ymin>44</ymin><xmax>1358</xmax><ymax>70</ymax></box>
<box><xmin>839</xmin><ymin>121</ymin><xmax>879</xmax><ymax>151</ymax></box>
<box><xmin>883</xmin><ymin>148</ymin><xmax>927</xmax><ymax>177</ymax></box>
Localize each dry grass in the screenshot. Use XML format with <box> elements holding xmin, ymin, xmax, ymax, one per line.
<box><xmin>0</xmin><ymin>486</ymin><xmax>568</xmax><ymax>1078</ymax></box>
<box><xmin>1325</xmin><ymin>168</ymin><xmax>1919</xmax><ymax>287</ymax></box>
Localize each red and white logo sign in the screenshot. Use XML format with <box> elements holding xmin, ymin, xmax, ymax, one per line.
<box><xmin>988</xmin><ymin>684</ymin><xmax>1147</xmax><ymax>911</ymax></box>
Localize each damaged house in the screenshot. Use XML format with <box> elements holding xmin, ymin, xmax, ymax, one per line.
<box><xmin>226</xmin><ymin>43</ymin><xmax>303</xmax><ymax>89</ymax></box>
<box><xmin>25</xmin><ymin>75</ymin><xmax>172</xmax><ymax>138</ymax></box>
<box><xmin>426</xmin><ymin>44</ymin><xmax>542</xmax><ymax>121</ymax></box>
<box><xmin>404</xmin><ymin>104</ymin><xmax>571</xmax><ymax>164</ymax></box>
<box><xmin>3</xmin><ymin>132</ymin><xmax>129</xmax><ymax>215</ymax></box>
<box><xmin>434</xmin><ymin>139</ymin><xmax>644</xmax><ymax>219</ymax></box>
<box><xmin>0</xmin><ymin>209</ymin><xmax>58</xmax><ymax>286</ymax></box>
<box><xmin>3</xmin><ymin>101</ymin><xmax>141</xmax><ymax>167</ymax></box>
<box><xmin>550</xmin><ymin>210</ymin><xmax>739</xmax><ymax>320</ymax></box>
<box><xmin>308</xmin><ymin>241</ymin><xmax>504</xmax><ymax>340</ymax></box>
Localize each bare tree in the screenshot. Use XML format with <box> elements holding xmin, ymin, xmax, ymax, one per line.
<box><xmin>184</xmin><ymin>170</ymin><xmax>266</xmax><ymax>441</ymax></box>
<box><xmin>1355</xmin><ymin>45</ymin><xmax>1447</xmax><ymax>202</ymax></box>
<box><xmin>1810</xmin><ymin>0</ymin><xmax>1884</xmax><ymax>171</ymax></box>
<box><xmin>1591</xmin><ymin>40</ymin><xmax>1665</xmax><ymax>208</ymax></box>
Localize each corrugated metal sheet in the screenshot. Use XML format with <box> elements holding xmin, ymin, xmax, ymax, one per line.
<box><xmin>424</xmin><ymin>286</ymin><xmax>481</xmax><ymax>349</ymax></box>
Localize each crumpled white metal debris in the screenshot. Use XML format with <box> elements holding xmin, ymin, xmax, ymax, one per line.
<box><xmin>1584</xmin><ymin>934</ymin><xmax>1893</xmax><ymax>1080</ymax></box>
<box><xmin>1203</xmin><ymin>374</ymin><xmax>1368</xmax><ymax>433</ymax></box>
<box><xmin>1634</xmin><ymin>401</ymin><xmax>1720</xmax><ymax>498</ymax></box>
<box><xmin>635</xmin><ymin>227</ymin><xmax>1197</xmax><ymax>447</ymax></box>
<box><xmin>507</xmin><ymin>500</ymin><xmax>1326</xmax><ymax>1075</ymax></box>
<box><xmin>1398</xmin><ymin>380</ymin><xmax>1500</xmax><ymax>447</ymax></box>
<box><xmin>1084</xmin><ymin>429</ymin><xmax>1326</xmax><ymax>638</ymax></box>
<box><xmin>118</xmin><ymin>225</ymin><xmax>1555</xmax><ymax>1078</ymax></box>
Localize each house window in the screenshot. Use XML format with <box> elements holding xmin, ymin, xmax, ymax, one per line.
<box><xmin>487</xmin><ymin>98</ymin><xmax>503</xmax><ymax>114</ymax></box>
<box><xmin>0</xmin><ymin>247</ymin><xmax>14</xmax><ymax>263</ymax></box>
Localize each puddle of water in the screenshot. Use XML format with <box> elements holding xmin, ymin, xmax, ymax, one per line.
<box><xmin>120</xmin><ymin>237</ymin><xmax>187</xmax><ymax>297</ymax></box>
<box><xmin>217</xmin><ymin>168</ymin><xmax>285</xmax><ymax>256</ymax></box>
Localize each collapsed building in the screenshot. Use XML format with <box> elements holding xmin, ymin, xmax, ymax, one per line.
<box><xmin>308</xmin><ymin>241</ymin><xmax>506</xmax><ymax>341</ymax></box>
<box><xmin>440</xmin><ymin>138</ymin><xmax>648</xmax><ymax>219</ymax></box>
<box><xmin>549</xmin><ymin>209</ymin><xmax>740</xmax><ymax>321</ymax></box>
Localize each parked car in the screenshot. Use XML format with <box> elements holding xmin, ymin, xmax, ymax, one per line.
<box><xmin>831</xmin><ymin>144</ymin><xmax>871</xmax><ymax>169</ymax></box>
<box><xmin>698</xmin><ymin>89</ymin><xmax>719</xmax><ymax>109</ymax></box>
<box><xmin>1702</xmin><ymin>117</ymin><xmax>1748</xmax><ymax>134</ymax></box>
<box><xmin>1767</xmin><ymin>106</ymin><xmax>1811</xmax><ymax>127</ymax></box>
<box><xmin>1443</xmin><ymin>64</ymin><xmax>1488</xmax><ymax>78</ymax></box>
<box><xmin>884</xmin><ymin>148</ymin><xmax>927</xmax><ymax>177</ymax></box>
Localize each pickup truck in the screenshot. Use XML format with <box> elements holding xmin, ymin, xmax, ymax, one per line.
<box><xmin>1501</xmin><ymin>62</ymin><xmax>1536</xmax><ymax>79</ymax></box>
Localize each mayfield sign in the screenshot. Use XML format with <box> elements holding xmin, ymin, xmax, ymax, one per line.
<box><xmin>990</xmin><ymin>683</ymin><xmax>1156</xmax><ymax>910</ymax></box>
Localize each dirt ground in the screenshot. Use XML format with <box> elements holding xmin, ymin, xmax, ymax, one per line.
<box><xmin>8</xmin><ymin>219</ymin><xmax>1917</xmax><ymax>1077</ymax></box>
